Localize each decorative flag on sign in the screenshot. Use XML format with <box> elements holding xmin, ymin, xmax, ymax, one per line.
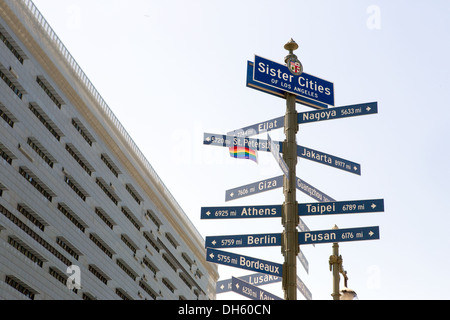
<box><xmin>229</xmin><ymin>146</ymin><xmax>258</xmax><ymax>163</ymax></box>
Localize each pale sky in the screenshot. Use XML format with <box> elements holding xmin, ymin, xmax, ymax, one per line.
<box><xmin>31</xmin><ymin>0</ymin><xmax>450</xmax><ymax>300</ymax></box>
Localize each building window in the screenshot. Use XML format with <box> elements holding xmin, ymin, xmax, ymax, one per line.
<box><xmin>0</xmin><ymin>69</ymin><xmax>22</xmax><ymax>99</ymax></box>
<box><xmin>95</xmin><ymin>178</ymin><xmax>118</xmax><ymax>205</ymax></box>
<box><xmin>125</xmin><ymin>184</ymin><xmax>141</xmax><ymax>205</ymax></box>
<box><xmin>19</xmin><ymin>167</ymin><xmax>53</xmax><ymax>201</ymax></box>
<box><xmin>162</xmin><ymin>254</ymin><xmax>177</xmax><ymax>273</ymax></box>
<box><xmin>49</xmin><ymin>267</ymin><xmax>77</xmax><ymax>294</ymax></box>
<box><xmin>142</xmin><ymin>257</ymin><xmax>158</xmax><ymax>276</ymax></box>
<box><xmin>0</xmin><ymin>105</ymin><xmax>14</xmax><ymax>127</ymax></box>
<box><xmin>64</xmin><ymin>176</ymin><xmax>87</xmax><ymax>202</ymax></box>
<box><xmin>88</xmin><ymin>265</ymin><xmax>108</xmax><ymax>285</ymax></box>
<box><xmin>120</xmin><ymin>207</ymin><xmax>141</xmax><ymax>231</ymax></box>
<box><xmin>17</xmin><ymin>204</ymin><xmax>46</xmax><ymax>232</ymax></box>
<box><xmin>36</xmin><ymin>77</ymin><xmax>62</xmax><ymax>109</ymax></box>
<box><xmin>0</xmin><ymin>145</ymin><xmax>13</xmax><ymax>165</ymax></box>
<box><xmin>27</xmin><ymin>138</ymin><xmax>54</xmax><ymax>168</ymax></box>
<box><xmin>8</xmin><ymin>236</ymin><xmax>44</xmax><ymax>267</ymax></box>
<box><xmin>56</xmin><ymin>237</ymin><xmax>80</xmax><ymax>261</ymax></box>
<box><xmin>120</xmin><ymin>234</ymin><xmax>137</xmax><ymax>255</ymax></box>
<box><xmin>0</xmin><ymin>30</ymin><xmax>24</xmax><ymax>64</ymax></box>
<box><xmin>179</xmin><ymin>273</ymin><xmax>193</xmax><ymax>290</ymax></box>
<box><xmin>115</xmin><ymin>288</ymin><xmax>132</xmax><ymax>300</ymax></box>
<box><xmin>82</xmin><ymin>293</ymin><xmax>96</xmax><ymax>300</ymax></box>
<box><xmin>165</xmin><ymin>233</ymin><xmax>178</xmax><ymax>249</ymax></box>
<box><xmin>116</xmin><ymin>259</ymin><xmax>137</xmax><ymax>281</ymax></box>
<box><xmin>139</xmin><ymin>280</ymin><xmax>158</xmax><ymax>300</ymax></box>
<box><xmin>72</xmin><ymin>119</ymin><xmax>93</xmax><ymax>146</ymax></box>
<box><xmin>5</xmin><ymin>276</ymin><xmax>36</xmax><ymax>300</ymax></box>
<box><xmin>29</xmin><ymin>104</ymin><xmax>61</xmax><ymax>141</ymax></box>
<box><xmin>57</xmin><ymin>203</ymin><xmax>86</xmax><ymax>233</ymax></box>
<box><xmin>162</xmin><ymin>278</ymin><xmax>175</xmax><ymax>293</ymax></box>
<box><xmin>100</xmin><ymin>154</ymin><xmax>119</xmax><ymax>178</ymax></box>
<box><xmin>94</xmin><ymin>207</ymin><xmax>114</xmax><ymax>230</ymax></box>
<box><xmin>65</xmin><ymin>144</ymin><xmax>92</xmax><ymax>176</ymax></box>
<box><xmin>143</xmin><ymin>232</ymin><xmax>160</xmax><ymax>253</ymax></box>
<box><xmin>89</xmin><ymin>233</ymin><xmax>113</xmax><ymax>259</ymax></box>
<box><xmin>146</xmin><ymin>210</ymin><xmax>161</xmax><ymax>230</ymax></box>
<box><xmin>182</xmin><ymin>253</ymin><xmax>193</xmax><ymax>269</ymax></box>
<box><xmin>0</xmin><ymin>204</ymin><xmax>71</xmax><ymax>266</ymax></box>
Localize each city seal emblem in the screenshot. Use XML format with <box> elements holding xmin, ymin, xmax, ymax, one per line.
<box><xmin>286</xmin><ymin>57</ymin><xmax>303</xmax><ymax>76</ymax></box>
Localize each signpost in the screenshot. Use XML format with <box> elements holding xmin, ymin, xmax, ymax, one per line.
<box><xmin>201</xmin><ymin>204</ymin><xmax>282</xmax><ymax>220</ymax></box>
<box><xmin>268</xmin><ymin>134</ymin><xmax>289</xmax><ymax>178</ymax></box>
<box><xmin>204</xmin><ymin>132</ymin><xmax>276</xmax><ymax>152</ymax></box>
<box><xmin>231</xmin><ymin>277</ymin><xmax>283</xmax><ymax>300</ymax></box>
<box><xmin>246</xmin><ymin>61</ymin><xmax>328</xmax><ymax>110</ymax></box>
<box><xmin>201</xmin><ymin>198</ymin><xmax>383</xmax><ymax>220</ymax></box>
<box><xmin>295</xmin><ymin>177</ymin><xmax>336</xmax><ymax>203</ymax></box>
<box><xmin>206</xmin><ymin>248</ymin><xmax>282</xmax><ymax>277</ymax></box>
<box><xmin>299</xmin><ymin>226</ymin><xmax>380</xmax><ymax>245</ymax></box>
<box><xmin>201</xmin><ymin>39</ymin><xmax>382</xmax><ymax>301</ymax></box>
<box><xmin>298</xmin><ymin>199</ymin><xmax>384</xmax><ymax>216</ymax></box>
<box><xmin>205</xmin><ymin>233</ymin><xmax>281</xmax><ymax>249</ymax></box>
<box><xmin>225</xmin><ymin>176</ymin><xmax>283</xmax><ymax>202</ymax></box>
<box><xmin>253</xmin><ymin>55</ymin><xmax>335</xmax><ymax>107</ymax></box>
<box><xmin>297</xmin><ymin>276</ymin><xmax>313</xmax><ymax>301</ymax></box>
<box><xmin>297</xmin><ymin>145</ymin><xmax>361</xmax><ymax>175</ymax></box>
<box><xmin>298</xmin><ymin>102</ymin><xmax>378</xmax><ymax>124</ymax></box>
<box><xmin>216</xmin><ymin>272</ymin><xmax>282</xmax><ymax>294</ymax></box>
<box><xmin>228</xmin><ymin>115</ymin><xmax>285</xmax><ymax>138</ymax></box>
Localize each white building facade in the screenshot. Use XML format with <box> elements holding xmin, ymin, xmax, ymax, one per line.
<box><xmin>0</xmin><ymin>0</ymin><xmax>218</xmax><ymax>300</ymax></box>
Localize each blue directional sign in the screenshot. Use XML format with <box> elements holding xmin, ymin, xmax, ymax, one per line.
<box><xmin>296</xmin><ymin>177</ymin><xmax>336</xmax><ymax>203</ymax></box>
<box><xmin>227</xmin><ymin>115</ymin><xmax>285</xmax><ymax>138</ymax></box>
<box><xmin>268</xmin><ymin>134</ymin><xmax>289</xmax><ymax>178</ymax></box>
<box><xmin>216</xmin><ymin>272</ymin><xmax>282</xmax><ymax>294</ymax></box>
<box><xmin>232</xmin><ymin>277</ymin><xmax>283</xmax><ymax>301</ymax></box>
<box><xmin>224</xmin><ymin>175</ymin><xmax>335</xmax><ymax>203</ymax></box>
<box><xmin>246</xmin><ymin>61</ymin><xmax>328</xmax><ymax>110</ymax></box>
<box><xmin>298</xmin><ymin>199</ymin><xmax>384</xmax><ymax>216</ymax></box>
<box><xmin>297</xmin><ymin>145</ymin><xmax>361</xmax><ymax>176</ymax></box>
<box><xmin>204</xmin><ymin>132</ymin><xmax>278</xmax><ymax>152</ymax></box>
<box><xmin>299</xmin><ymin>226</ymin><xmax>380</xmax><ymax>245</ymax></box>
<box><xmin>206</xmin><ymin>248</ymin><xmax>282</xmax><ymax>277</ymax></box>
<box><xmin>201</xmin><ymin>205</ymin><xmax>282</xmax><ymax>220</ymax></box>
<box><xmin>297</xmin><ymin>276</ymin><xmax>313</xmax><ymax>301</ymax></box>
<box><xmin>225</xmin><ymin>176</ymin><xmax>283</xmax><ymax>202</ymax></box>
<box><xmin>205</xmin><ymin>233</ymin><xmax>281</xmax><ymax>249</ymax></box>
<box><xmin>298</xmin><ymin>102</ymin><xmax>378</xmax><ymax>124</ymax></box>
<box><xmin>297</xmin><ymin>249</ymin><xmax>309</xmax><ymax>274</ymax></box>
<box><xmin>253</xmin><ymin>55</ymin><xmax>335</xmax><ymax>106</ymax></box>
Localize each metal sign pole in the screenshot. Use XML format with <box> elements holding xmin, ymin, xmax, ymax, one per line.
<box><xmin>282</xmin><ymin>39</ymin><xmax>300</xmax><ymax>300</ymax></box>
